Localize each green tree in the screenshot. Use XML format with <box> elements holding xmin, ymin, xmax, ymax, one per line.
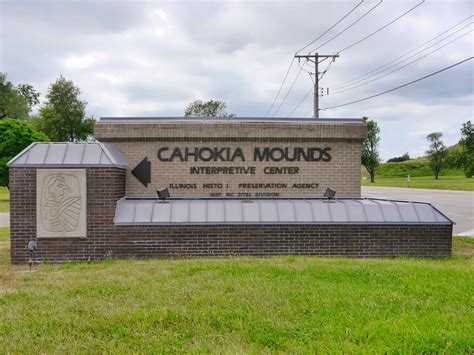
<box><xmin>17</xmin><ymin>83</ymin><xmax>40</xmax><ymax>108</ymax></box>
<box><xmin>184</xmin><ymin>100</ymin><xmax>235</xmax><ymax>118</ymax></box>
<box><xmin>361</xmin><ymin>116</ymin><xmax>380</xmax><ymax>183</ymax></box>
<box><xmin>458</xmin><ymin>120</ymin><xmax>474</xmax><ymax>178</ymax></box>
<box><xmin>443</xmin><ymin>144</ymin><xmax>463</xmax><ymax>169</ymax></box>
<box><xmin>0</xmin><ymin>73</ymin><xmax>37</xmax><ymax>120</ymax></box>
<box><xmin>426</xmin><ymin>132</ymin><xmax>446</xmax><ymax>180</ymax></box>
<box><xmin>0</xmin><ymin>118</ymin><xmax>48</xmax><ymax>188</ymax></box>
<box><xmin>387</xmin><ymin>152</ymin><xmax>410</xmax><ymax>163</ymax></box>
<box><xmin>37</xmin><ymin>75</ymin><xmax>95</xmax><ymax>141</ymax></box>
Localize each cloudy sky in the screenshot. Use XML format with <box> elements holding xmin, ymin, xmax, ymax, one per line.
<box><xmin>1</xmin><ymin>0</ymin><xmax>472</xmax><ymax>160</ymax></box>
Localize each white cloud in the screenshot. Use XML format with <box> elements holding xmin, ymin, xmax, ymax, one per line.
<box><xmin>63</xmin><ymin>53</ymin><xmax>106</xmax><ymax>69</ymax></box>
<box><xmin>0</xmin><ymin>0</ymin><xmax>472</xmax><ymax>159</ymax></box>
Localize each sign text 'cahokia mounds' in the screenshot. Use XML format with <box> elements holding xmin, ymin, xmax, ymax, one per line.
<box><xmin>8</xmin><ymin>117</ymin><xmax>453</xmax><ymax>263</ymax></box>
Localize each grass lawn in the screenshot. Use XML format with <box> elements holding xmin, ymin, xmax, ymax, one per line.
<box><xmin>0</xmin><ymin>186</ymin><xmax>9</xmax><ymax>212</ymax></box>
<box><xmin>362</xmin><ymin>175</ymin><xmax>474</xmax><ymax>191</ymax></box>
<box><xmin>0</xmin><ymin>227</ymin><xmax>9</xmax><ymax>242</ymax></box>
<box><xmin>0</xmin><ymin>227</ymin><xmax>473</xmax><ymax>353</ymax></box>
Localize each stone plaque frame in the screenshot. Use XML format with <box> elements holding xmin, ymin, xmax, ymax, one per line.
<box><xmin>36</xmin><ymin>169</ymin><xmax>87</xmax><ymax>238</ymax></box>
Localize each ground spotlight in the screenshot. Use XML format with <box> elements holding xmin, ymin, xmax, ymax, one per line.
<box><xmin>27</xmin><ymin>240</ymin><xmax>37</xmax><ymax>271</ymax></box>
<box><xmin>157</xmin><ymin>188</ymin><xmax>170</xmax><ymax>202</ymax></box>
<box><xmin>324</xmin><ymin>187</ymin><xmax>336</xmax><ymax>200</ymax></box>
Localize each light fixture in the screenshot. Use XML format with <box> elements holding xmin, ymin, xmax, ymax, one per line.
<box><xmin>27</xmin><ymin>240</ymin><xmax>37</xmax><ymax>271</ymax></box>
<box><xmin>157</xmin><ymin>188</ymin><xmax>170</xmax><ymax>202</ymax></box>
<box><xmin>324</xmin><ymin>187</ymin><xmax>336</xmax><ymax>200</ymax></box>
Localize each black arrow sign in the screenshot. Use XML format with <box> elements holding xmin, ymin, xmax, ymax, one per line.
<box><xmin>131</xmin><ymin>157</ymin><xmax>151</xmax><ymax>187</ymax></box>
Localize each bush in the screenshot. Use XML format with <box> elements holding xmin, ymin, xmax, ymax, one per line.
<box><xmin>0</xmin><ymin>118</ymin><xmax>48</xmax><ymax>187</ymax></box>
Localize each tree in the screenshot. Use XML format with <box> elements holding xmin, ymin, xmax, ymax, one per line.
<box><xmin>17</xmin><ymin>83</ymin><xmax>40</xmax><ymax>108</ymax></box>
<box><xmin>37</xmin><ymin>75</ymin><xmax>95</xmax><ymax>141</ymax></box>
<box><xmin>426</xmin><ymin>132</ymin><xmax>446</xmax><ymax>180</ymax></box>
<box><xmin>458</xmin><ymin>120</ymin><xmax>474</xmax><ymax>178</ymax></box>
<box><xmin>184</xmin><ymin>100</ymin><xmax>235</xmax><ymax>118</ymax></box>
<box><xmin>361</xmin><ymin>116</ymin><xmax>380</xmax><ymax>183</ymax></box>
<box><xmin>387</xmin><ymin>152</ymin><xmax>410</xmax><ymax>163</ymax></box>
<box><xmin>0</xmin><ymin>73</ymin><xmax>37</xmax><ymax>120</ymax></box>
<box><xmin>0</xmin><ymin>118</ymin><xmax>48</xmax><ymax>188</ymax></box>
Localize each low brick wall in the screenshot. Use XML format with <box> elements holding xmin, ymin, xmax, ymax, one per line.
<box><xmin>9</xmin><ymin>167</ymin><xmax>452</xmax><ymax>263</ymax></box>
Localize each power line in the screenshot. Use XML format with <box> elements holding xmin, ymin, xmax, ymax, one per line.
<box><xmin>310</xmin><ymin>0</ymin><xmax>383</xmax><ymax>53</ymax></box>
<box><xmin>321</xmin><ymin>57</ymin><xmax>473</xmax><ymax>110</ymax></box>
<box><xmin>265</xmin><ymin>0</ymin><xmax>374</xmax><ymax>117</ymax></box>
<box><xmin>319</xmin><ymin>56</ymin><xmax>337</xmax><ymax>81</ymax></box>
<box><xmin>264</xmin><ymin>57</ymin><xmax>296</xmax><ymax>116</ymax></box>
<box><xmin>287</xmin><ymin>87</ymin><xmax>313</xmax><ymax>117</ymax></box>
<box><xmin>338</xmin><ymin>0</ymin><xmax>426</xmax><ymax>54</ymax></box>
<box><xmin>271</xmin><ymin>65</ymin><xmax>304</xmax><ymax>116</ymax></box>
<box><xmin>331</xmin><ymin>28</ymin><xmax>472</xmax><ymax>95</ymax></box>
<box><xmin>296</xmin><ymin>0</ymin><xmax>365</xmax><ymax>54</ymax></box>
<box><xmin>298</xmin><ymin>60</ymin><xmax>314</xmax><ymax>76</ymax></box>
<box><xmin>301</xmin><ymin>100</ymin><xmax>314</xmax><ymax>117</ymax></box>
<box><xmin>330</xmin><ymin>15</ymin><xmax>473</xmax><ymax>90</ymax></box>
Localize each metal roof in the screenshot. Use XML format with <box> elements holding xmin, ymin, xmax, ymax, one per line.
<box><xmin>114</xmin><ymin>198</ymin><xmax>452</xmax><ymax>225</ymax></box>
<box><xmin>7</xmin><ymin>142</ymin><xmax>128</xmax><ymax>168</ymax></box>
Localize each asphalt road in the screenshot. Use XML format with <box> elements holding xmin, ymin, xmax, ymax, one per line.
<box><xmin>362</xmin><ymin>186</ymin><xmax>474</xmax><ymax>236</ymax></box>
<box><xmin>0</xmin><ymin>213</ymin><xmax>9</xmax><ymax>228</ymax></box>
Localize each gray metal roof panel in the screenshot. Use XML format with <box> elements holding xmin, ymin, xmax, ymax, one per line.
<box><xmin>114</xmin><ymin>198</ymin><xmax>453</xmax><ymax>225</ymax></box>
<box><xmin>397</xmin><ymin>202</ymin><xmax>419</xmax><ymax>222</ymax></box>
<box><xmin>225</xmin><ymin>200</ymin><xmax>243</xmax><ymax>222</ymax></box>
<box><xmin>294</xmin><ymin>201</ymin><xmax>313</xmax><ymax>222</ymax></box>
<box><xmin>171</xmin><ymin>201</ymin><xmax>190</xmax><ymax>223</ymax></box>
<box><xmin>43</xmin><ymin>144</ymin><xmax>66</xmax><ymax>164</ymax></box>
<box><xmin>7</xmin><ymin>142</ymin><xmax>128</xmax><ymax>168</ymax></box>
<box><xmin>26</xmin><ymin>143</ymin><xmax>49</xmax><ymax>164</ymax></box>
<box><xmin>310</xmin><ymin>201</ymin><xmax>331</xmax><ymax>222</ymax></box>
<box><xmin>62</xmin><ymin>143</ymin><xmax>85</xmax><ymax>164</ymax></box>
<box><xmin>328</xmin><ymin>202</ymin><xmax>349</xmax><ymax>222</ymax></box>
<box><xmin>345</xmin><ymin>200</ymin><xmax>367</xmax><ymax>222</ymax></box>
<box><xmin>101</xmin><ymin>142</ymin><xmax>128</xmax><ymax>167</ymax></box>
<box><xmin>242</xmin><ymin>202</ymin><xmax>260</xmax><ymax>222</ymax></box>
<box><xmin>357</xmin><ymin>200</ymin><xmax>384</xmax><ymax>222</ymax></box>
<box><xmin>153</xmin><ymin>202</ymin><xmax>171</xmax><ymax>222</ymax></box>
<box><xmin>81</xmin><ymin>144</ymin><xmax>102</xmax><ymax>165</ymax></box>
<box><xmin>208</xmin><ymin>200</ymin><xmax>225</xmax><ymax>222</ymax></box>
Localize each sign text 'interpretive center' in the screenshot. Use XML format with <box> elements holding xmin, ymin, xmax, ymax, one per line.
<box><xmin>131</xmin><ymin>145</ymin><xmax>334</xmax><ymax>197</ymax></box>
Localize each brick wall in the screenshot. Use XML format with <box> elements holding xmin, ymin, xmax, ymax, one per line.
<box><xmin>112</xmin><ymin>140</ymin><xmax>362</xmax><ymax>197</ymax></box>
<box><xmin>94</xmin><ymin>120</ymin><xmax>368</xmax><ymax>141</ymax></box>
<box><xmin>96</xmin><ymin>120</ymin><xmax>367</xmax><ymax>198</ymax></box>
<box><xmin>10</xmin><ymin>167</ymin><xmax>452</xmax><ymax>263</ymax></box>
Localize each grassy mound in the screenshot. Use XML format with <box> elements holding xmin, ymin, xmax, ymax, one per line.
<box><xmin>363</xmin><ymin>158</ymin><xmax>464</xmax><ymax>178</ymax></box>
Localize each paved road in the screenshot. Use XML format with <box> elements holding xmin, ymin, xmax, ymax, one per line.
<box><xmin>0</xmin><ymin>213</ymin><xmax>9</xmax><ymax>228</ymax></box>
<box><xmin>362</xmin><ymin>186</ymin><xmax>474</xmax><ymax>236</ymax></box>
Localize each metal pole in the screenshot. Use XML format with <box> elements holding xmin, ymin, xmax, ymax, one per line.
<box><xmin>293</xmin><ymin>53</ymin><xmax>338</xmax><ymax>119</ymax></box>
<box><xmin>314</xmin><ymin>53</ymin><xmax>319</xmax><ymax>119</ymax></box>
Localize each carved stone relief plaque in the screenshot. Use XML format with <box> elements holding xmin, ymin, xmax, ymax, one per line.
<box><xmin>36</xmin><ymin>169</ymin><xmax>87</xmax><ymax>238</ymax></box>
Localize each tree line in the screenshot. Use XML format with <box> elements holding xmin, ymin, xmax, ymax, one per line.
<box><xmin>362</xmin><ymin>117</ymin><xmax>473</xmax><ymax>182</ymax></box>
<box><xmin>1</xmin><ymin>73</ymin><xmax>96</xmax><ymax>187</ymax></box>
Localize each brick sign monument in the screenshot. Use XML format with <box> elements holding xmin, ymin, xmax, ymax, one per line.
<box><xmin>8</xmin><ymin>117</ymin><xmax>453</xmax><ymax>262</ymax></box>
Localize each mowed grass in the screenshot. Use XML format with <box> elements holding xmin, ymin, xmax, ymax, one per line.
<box><xmin>0</xmin><ymin>227</ymin><xmax>9</xmax><ymax>242</ymax></box>
<box><xmin>0</xmin><ymin>228</ymin><xmax>473</xmax><ymax>353</ymax></box>
<box><xmin>362</xmin><ymin>175</ymin><xmax>474</xmax><ymax>191</ymax></box>
<box><xmin>0</xmin><ymin>186</ymin><xmax>9</xmax><ymax>212</ymax></box>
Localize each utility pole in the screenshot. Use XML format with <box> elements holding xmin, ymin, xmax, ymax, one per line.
<box><xmin>294</xmin><ymin>53</ymin><xmax>339</xmax><ymax>119</ymax></box>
